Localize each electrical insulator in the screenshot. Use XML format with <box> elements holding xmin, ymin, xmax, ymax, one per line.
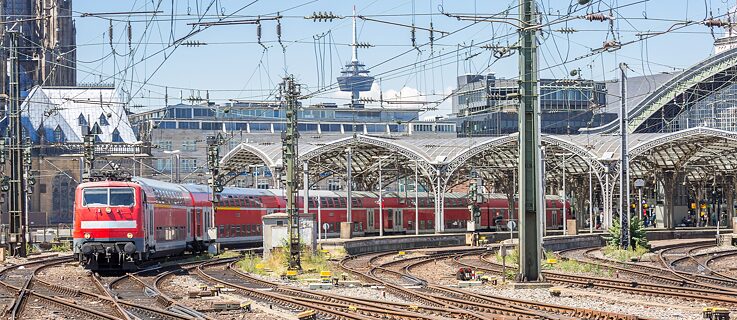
<box><xmin>556</xmin><ymin>27</ymin><xmax>576</xmax><ymax>33</ymax></box>
<box><xmin>584</xmin><ymin>13</ymin><xmax>609</xmax><ymax>22</ymax></box>
<box><xmin>257</xmin><ymin>20</ymin><xmax>262</xmax><ymax>43</ymax></box>
<box><xmin>108</xmin><ymin>19</ymin><xmax>114</xmax><ymax>49</ymax></box>
<box><xmin>127</xmin><ymin>21</ymin><xmax>132</xmax><ymax>50</ymax></box>
<box><xmin>277</xmin><ymin>19</ymin><xmax>282</xmax><ymax>40</ymax></box>
<box><xmin>704</xmin><ymin>18</ymin><xmax>728</xmax><ymax>28</ymax></box>
<box><xmin>602</xmin><ymin>40</ymin><xmax>621</xmax><ymax>51</ymax></box>
<box><xmin>410</xmin><ymin>26</ymin><xmax>416</xmax><ymax>47</ymax></box>
<box><xmin>429</xmin><ymin>22</ymin><xmax>434</xmax><ymax>50</ymax></box>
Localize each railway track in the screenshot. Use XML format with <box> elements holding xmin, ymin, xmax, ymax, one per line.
<box><xmin>193</xmin><ymin>257</ymin><xmax>478</xmax><ymax>320</ymax></box>
<box><xmin>659</xmin><ymin>243</ymin><xmax>737</xmax><ymax>287</ymax></box>
<box><xmin>460</xmin><ymin>247</ymin><xmax>737</xmax><ymax>307</ymax></box>
<box><xmin>340</xmin><ymin>249</ymin><xmax>646</xmax><ymax>320</ymax></box>
<box><xmin>0</xmin><ymin>255</ymin><xmax>124</xmax><ymax>320</ymax></box>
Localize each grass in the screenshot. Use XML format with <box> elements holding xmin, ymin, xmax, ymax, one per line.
<box><xmin>215</xmin><ymin>250</ymin><xmax>241</xmax><ymax>259</ymax></box>
<box><xmin>602</xmin><ymin>245</ymin><xmax>650</xmax><ymax>262</ymax></box>
<box><xmin>495</xmin><ymin>247</ymin><xmax>519</xmax><ymax>266</ymax></box>
<box><xmin>236</xmin><ymin>247</ymin><xmax>340</xmax><ymax>280</ymax></box>
<box><xmin>50</xmin><ymin>242</ymin><xmax>71</xmax><ymax>252</ymax></box>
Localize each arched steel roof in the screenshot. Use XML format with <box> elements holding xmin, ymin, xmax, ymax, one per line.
<box><xmin>627</xmin><ymin>47</ymin><xmax>737</xmax><ymax>133</ymax></box>
<box><xmin>217</xmin><ymin>128</ymin><xmax>737</xmax><ymax>189</ymax></box>
<box><xmin>627</xmin><ymin>127</ymin><xmax>737</xmax><ymax>179</ymax></box>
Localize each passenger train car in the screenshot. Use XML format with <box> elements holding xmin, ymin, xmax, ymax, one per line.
<box><xmin>73</xmin><ymin>178</ymin><xmax>569</xmax><ymax>270</ymax></box>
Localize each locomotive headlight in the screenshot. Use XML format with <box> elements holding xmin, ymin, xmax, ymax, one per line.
<box><xmin>105</xmin><ymin>207</ymin><xmax>112</xmax><ymax>214</ymax></box>
<box><xmin>84</xmin><ymin>233</ymin><xmax>91</xmax><ymax>239</ymax></box>
<box><xmin>127</xmin><ymin>232</ymin><xmax>133</xmax><ymax>239</ymax></box>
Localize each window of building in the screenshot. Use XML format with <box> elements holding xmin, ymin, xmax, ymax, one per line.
<box><xmin>180</xmin><ymin>159</ymin><xmax>197</xmax><ymax>173</ymax></box>
<box><xmin>175</xmin><ymin>108</ymin><xmax>193</xmax><ymax>118</ymax></box>
<box><xmin>158</xmin><ymin>121</ymin><xmax>176</xmax><ymax>129</ymax></box>
<box><xmin>99</xmin><ymin>113</ymin><xmax>109</xmax><ymax>126</ymax></box>
<box><xmin>201</xmin><ymin>122</ymin><xmax>222</xmax><ymax>130</ymax></box>
<box><xmin>155</xmin><ymin>159</ymin><xmax>172</xmax><ymax>171</ymax></box>
<box><xmin>51</xmin><ymin>172</ymin><xmax>76</xmax><ymax>223</ymax></box>
<box><xmin>178</xmin><ymin>122</ymin><xmax>199</xmax><ymax>129</ymax></box>
<box><xmin>155</xmin><ymin>140</ymin><xmax>173</xmax><ymax>151</ymax></box>
<box><xmin>53</xmin><ymin>125</ymin><xmax>65</xmax><ymax>142</ymax></box>
<box><xmin>193</xmin><ymin>108</ymin><xmax>214</xmax><ymax>117</ymax></box>
<box><xmin>111</xmin><ymin>128</ymin><xmax>123</xmax><ymax>142</ymax></box>
<box><xmin>182</xmin><ymin>140</ymin><xmax>197</xmax><ymax>151</ymax></box>
<box><xmin>78</xmin><ymin>113</ymin><xmax>87</xmax><ymax>126</ymax></box>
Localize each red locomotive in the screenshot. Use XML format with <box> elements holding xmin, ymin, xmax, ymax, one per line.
<box><xmin>73</xmin><ymin>178</ymin><xmax>569</xmax><ymax>270</ymax></box>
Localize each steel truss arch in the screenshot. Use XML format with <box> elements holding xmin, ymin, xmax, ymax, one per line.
<box><xmin>629</xmin><ymin>127</ymin><xmax>737</xmax><ymax>159</ymax></box>
<box><xmin>627</xmin><ymin>47</ymin><xmax>737</xmax><ymax>133</ymax></box>
<box><xmin>219</xmin><ymin>142</ymin><xmax>278</xmax><ymax>174</ymax></box>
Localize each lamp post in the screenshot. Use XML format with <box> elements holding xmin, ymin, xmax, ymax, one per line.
<box><xmin>555</xmin><ymin>153</ymin><xmax>573</xmax><ymax>235</ymax></box>
<box><xmin>412</xmin><ymin>159</ymin><xmax>419</xmax><ymax>235</ymax></box>
<box><xmin>372</xmin><ymin>155</ymin><xmax>389</xmax><ymax>236</ymax></box>
<box><xmin>635</xmin><ymin>179</ymin><xmax>645</xmax><ymax>222</ymax></box>
<box><xmin>163</xmin><ymin>150</ymin><xmax>181</xmax><ymax>183</ymax></box>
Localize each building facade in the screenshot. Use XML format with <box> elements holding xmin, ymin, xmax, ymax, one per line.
<box><xmin>1</xmin><ymin>86</ymin><xmax>145</xmax><ymax>224</ymax></box>
<box><xmin>451</xmin><ymin>74</ymin><xmax>615</xmax><ymax>135</ymax></box>
<box><xmin>129</xmin><ymin>102</ymin><xmax>457</xmax><ymax>188</ymax></box>
<box><xmin>0</xmin><ymin>0</ymin><xmax>77</xmax><ymax>96</ymax></box>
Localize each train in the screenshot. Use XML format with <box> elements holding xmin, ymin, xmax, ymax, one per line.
<box><xmin>72</xmin><ymin>177</ymin><xmax>570</xmax><ymax>270</ymax></box>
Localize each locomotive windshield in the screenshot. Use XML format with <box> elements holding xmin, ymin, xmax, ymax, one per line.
<box><xmin>83</xmin><ymin>187</ymin><xmax>135</xmax><ymax>206</ymax></box>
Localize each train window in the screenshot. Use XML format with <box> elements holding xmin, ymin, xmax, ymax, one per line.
<box><xmin>427</xmin><ymin>220</ymin><xmax>433</xmax><ymax>228</ymax></box>
<box><xmin>352</xmin><ymin>198</ymin><xmax>360</xmax><ymax>208</ymax></box>
<box><xmin>256</xmin><ymin>225</ymin><xmax>262</xmax><ymax>233</ymax></box>
<box><xmin>420</xmin><ymin>220</ymin><xmax>425</xmax><ymax>229</ymax></box>
<box><xmin>83</xmin><ymin>187</ymin><xmax>135</xmax><ymax>206</ymax></box>
<box><xmin>339</xmin><ymin>198</ymin><xmax>346</xmax><ymax>207</ymax></box>
<box><xmin>320</xmin><ymin>198</ymin><xmax>328</xmax><ymax>208</ymax></box>
<box><xmin>82</xmin><ymin>188</ymin><xmax>108</xmax><ymax>206</ymax></box>
<box><xmin>110</xmin><ymin>188</ymin><xmax>135</xmax><ymax>206</ymax></box>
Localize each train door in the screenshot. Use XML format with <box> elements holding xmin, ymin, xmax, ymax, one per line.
<box><xmin>186</xmin><ymin>209</ymin><xmax>192</xmax><ymax>240</ymax></box>
<box><xmin>551</xmin><ymin>210</ymin><xmax>558</xmax><ymax>229</ymax></box>
<box><xmin>393</xmin><ymin>209</ymin><xmax>403</xmax><ymax>231</ymax></box>
<box><xmin>194</xmin><ymin>208</ymin><xmax>202</xmax><ymax>239</ymax></box>
<box><xmin>387</xmin><ymin>209</ymin><xmax>394</xmax><ymax>229</ymax></box>
<box><xmin>366</xmin><ymin>209</ymin><xmax>374</xmax><ymax>231</ymax></box>
<box><xmin>145</xmin><ymin>203</ymin><xmax>155</xmax><ymax>248</ymax></box>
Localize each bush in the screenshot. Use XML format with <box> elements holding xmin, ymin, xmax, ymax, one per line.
<box><xmin>607</xmin><ymin>215</ymin><xmax>650</xmax><ymax>249</ymax></box>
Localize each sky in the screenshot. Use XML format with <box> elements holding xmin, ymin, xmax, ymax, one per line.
<box><xmin>71</xmin><ymin>0</ymin><xmax>737</xmax><ymax>120</ymax></box>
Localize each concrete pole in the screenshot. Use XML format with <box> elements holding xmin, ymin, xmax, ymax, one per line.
<box><xmin>518</xmin><ymin>0</ymin><xmax>542</xmax><ymax>281</ymax></box>
<box><xmin>415</xmin><ymin>160</ymin><xmax>419</xmax><ymax>235</ymax></box>
<box><xmin>303</xmin><ymin>161</ymin><xmax>315</xmax><ymax>251</ymax></box>
<box><xmin>378</xmin><ymin>158</ymin><xmax>383</xmax><ymax>237</ymax></box>
<box><xmin>563</xmin><ymin>156</ymin><xmax>567</xmax><ymax>235</ymax></box>
<box><xmin>346</xmin><ymin>148</ymin><xmax>352</xmax><ymax>222</ymax></box>
<box><xmin>638</xmin><ymin>187</ymin><xmax>643</xmax><ymax>221</ymax></box>
<box><xmin>589</xmin><ymin>165</ymin><xmax>594</xmax><ymax>233</ymax></box>
<box><xmin>436</xmin><ymin>168</ymin><xmax>441</xmax><ymax>233</ymax></box>
<box><xmin>318</xmin><ymin>194</ymin><xmax>322</xmax><ymax>240</ymax></box>
<box><xmin>619</xmin><ymin>63</ymin><xmax>630</xmax><ymax>249</ymax></box>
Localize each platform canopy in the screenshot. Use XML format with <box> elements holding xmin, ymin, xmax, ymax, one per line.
<box><xmin>218</xmin><ymin>127</ymin><xmax>737</xmax><ymax>193</ymax></box>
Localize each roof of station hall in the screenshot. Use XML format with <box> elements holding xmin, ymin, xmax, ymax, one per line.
<box><xmin>220</xmin><ymin>127</ymin><xmax>737</xmax><ymax>174</ymax></box>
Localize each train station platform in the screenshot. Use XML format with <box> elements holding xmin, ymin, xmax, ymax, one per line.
<box><xmin>319</xmin><ymin>227</ymin><xmax>732</xmax><ymax>255</ymax></box>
